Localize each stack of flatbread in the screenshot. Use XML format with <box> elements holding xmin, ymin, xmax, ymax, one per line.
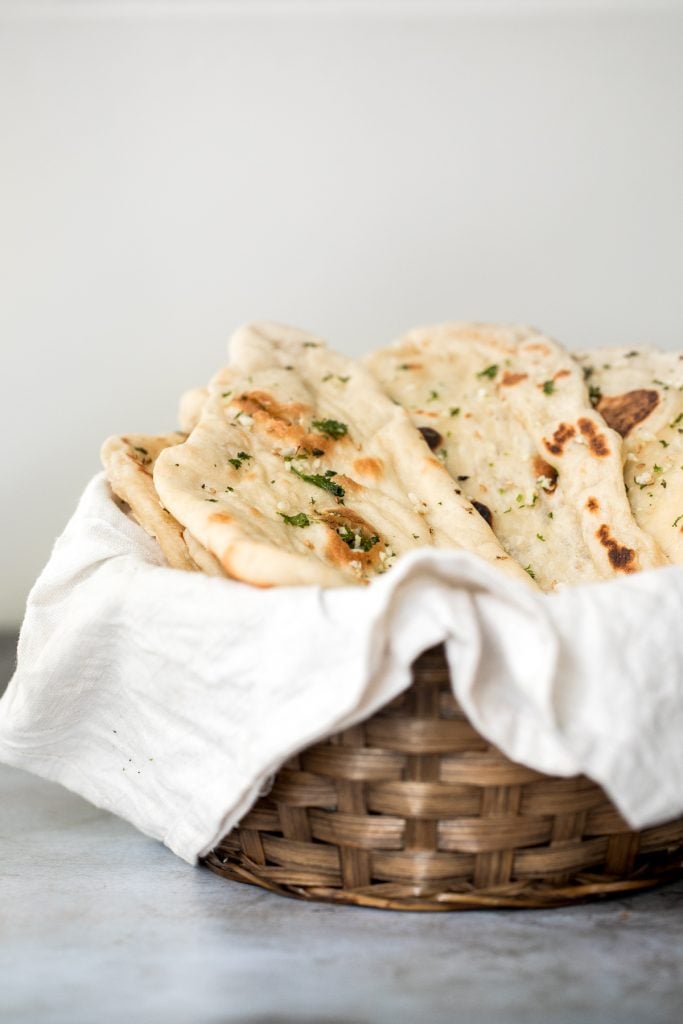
<box><xmin>101</xmin><ymin>321</ymin><xmax>683</xmax><ymax>592</ymax></box>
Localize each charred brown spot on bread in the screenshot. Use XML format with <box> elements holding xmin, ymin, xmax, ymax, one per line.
<box><xmin>248</xmin><ymin>412</ymin><xmax>332</xmax><ymax>456</ymax></box>
<box><xmin>586</xmin><ymin>497</ymin><xmax>599</xmax><ymax>513</ymax></box>
<box><xmin>332</xmin><ymin>473</ymin><xmax>360</xmax><ymax>494</ymax></box>
<box><xmin>501</xmin><ymin>372</ymin><xmax>528</xmax><ymax>387</ymax></box>
<box><xmin>320</xmin><ymin>507</ymin><xmax>376</xmax><ymax>531</ymax></box>
<box><xmin>578</xmin><ymin>418</ymin><xmax>610</xmax><ymax>457</ymax></box>
<box><xmin>532</xmin><ymin>456</ymin><xmax>558</xmax><ymax>491</ymax></box>
<box><xmin>596</xmin><ymin>524</ymin><xmax>637</xmax><ymax>572</ymax></box>
<box><xmin>269</xmin><ymin>420</ymin><xmax>331</xmax><ymax>455</ymax></box>
<box><xmin>544</xmin><ymin>422</ymin><xmax>576</xmax><ymax>456</ymax></box>
<box><xmin>399</xmin><ymin>361</ymin><xmax>423</xmax><ymax>371</ymax></box>
<box><xmin>352</xmin><ymin>457</ymin><xmax>384</xmax><ymax>479</ymax></box>
<box><xmin>209</xmin><ymin>512</ymin><xmax>233</xmax><ymax>525</ymax></box>
<box><xmin>319</xmin><ymin>508</ymin><xmax>383</xmax><ymax>569</ymax></box>
<box><xmin>233</xmin><ymin>390</ymin><xmax>308</xmax><ymax>424</ymax></box>
<box><xmin>233</xmin><ymin>390</ymin><xmax>328</xmax><ymax>453</ymax></box>
<box><xmin>554</xmin><ymin>369</ymin><xmax>571</xmax><ymax>380</ymax></box>
<box><xmin>258</xmin><ymin>416</ymin><xmax>300</xmax><ymax>444</ymax></box>
<box><xmin>597</xmin><ymin>389</ymin><xmax>660</xmax><ymax>438</ymax></box>
<box><xmin>418</xmin><ymin>426</ymin><xmax>443</xmax><ymax>450</ymax></box>
<box><xmin>472</xmin><ymin>500</ymin><xmax>492</xmax><ymax>526</ymax></box>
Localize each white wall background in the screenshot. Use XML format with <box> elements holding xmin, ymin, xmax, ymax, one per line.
<box><xmin>2</xmin><ymin>0</ymin><xmax>683</xmax><ymax>626</ymax></box>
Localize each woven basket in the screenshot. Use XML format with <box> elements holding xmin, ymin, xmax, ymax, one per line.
<box><xmin>204</xmin><ymin>645</ymin><xmax>683</xmax><ymax>910</ymax></box>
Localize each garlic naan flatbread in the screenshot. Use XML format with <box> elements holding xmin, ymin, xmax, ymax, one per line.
<box><xmin>365</xmin><ymin>323</ymin><xmax>668</xmax><ymax>590</ymax></box>
<box><xmin>575</xmin><ymin>347</ymin><xmax>683</xmax><ymax>564</ymax></box>
<box><xmin>179</xmin><ymin>386</ymin><xmax>209</xmax><ymax>434</ymax></box>
<box><xmin>101</xmin><ymin>432</ymin><xmax>224</xmax><ymax>575</ymax></box>
<box><xmin>153</xmin><ymin>322</ymin><xmax>533</xmax><ymax>588</ymax></box>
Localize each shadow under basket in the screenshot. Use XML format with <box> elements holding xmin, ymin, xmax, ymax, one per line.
<box><xmin>204</xmin><ymin>645</ymin><xmax>683</xmax><ymax>910</ymax></box>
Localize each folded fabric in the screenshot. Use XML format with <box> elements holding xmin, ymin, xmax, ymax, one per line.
<box><xmin>1</xmin><ymin>474</ymin><xmax>682</xmax><ymax>865</ymax></box>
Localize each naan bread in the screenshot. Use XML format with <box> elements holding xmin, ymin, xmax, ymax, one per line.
<box><xmin>153</xmin><ymin>322</ymin><xmax>533</xmax><ymax>588</ymax></box>
<box><xmin>179</xmin><ymin>387</ymin><xmax>209</xmax><ymax>434</ymax></box>
<box><xmin>100</xmin><ymin>432</ymin><xmax>225</xmax><ymax>575</ymax></box>
<box><xmin>574</xmin><ymin>347</ymin><xmax>683</xmax><ymax>563</ymax></box>
<box><xmin>181</xmin><ymin>526</ymin><xmax>225</xmax><ymax>576</ymax></box>
<box><xmin>365</xmin><ymin>322</ymin><xmax>668</xmax><ymax>590</ymax></box>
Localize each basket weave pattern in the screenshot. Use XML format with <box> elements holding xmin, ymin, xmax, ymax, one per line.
<box><xmin>205</xmin><ymin>646</ymin><xmax>683</xmax><ymax>910</ymax></box>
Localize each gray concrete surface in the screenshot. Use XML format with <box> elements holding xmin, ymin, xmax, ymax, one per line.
<box><xmin>1</xmin><ymin>634</ymin><xmax>682</xmax><ymax>1024</ymax></box>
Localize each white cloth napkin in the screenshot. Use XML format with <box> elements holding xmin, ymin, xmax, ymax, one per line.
<box><xmin>2</xmin><ymin>473</ymin><xmax>683</xmax><ymax>865</ymax></box>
